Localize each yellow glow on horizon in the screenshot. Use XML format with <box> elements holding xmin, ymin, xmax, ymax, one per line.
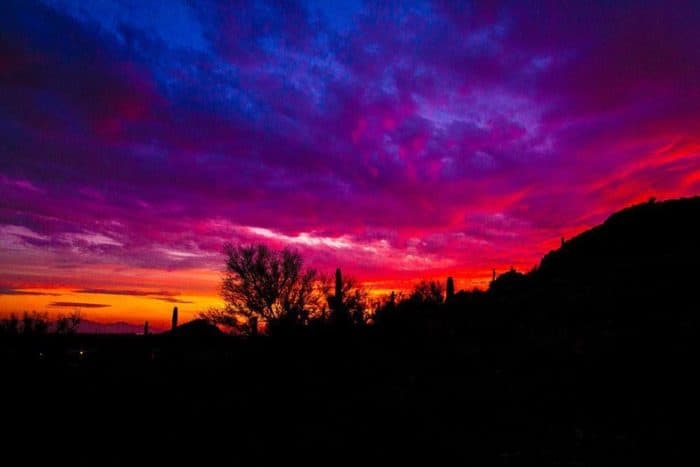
<box><xmin>0</xmin><ymin>261</ymin><xmax>533</xmax><ymax>328</ymax></box>
<box><xmin>0</xmin><ymin>286</ymin><xmax>222</xmax><ymax>329</ymax></box>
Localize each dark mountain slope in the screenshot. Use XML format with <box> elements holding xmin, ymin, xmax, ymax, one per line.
<box><xmin>483</xmin><ymin>196</ymin><xmax>700</xmax><ymax>345</ymax></box>
<box><xmin>535</xmin><ymin>196</ymin><xmax>700</xmax><ymax>291</ymax></box>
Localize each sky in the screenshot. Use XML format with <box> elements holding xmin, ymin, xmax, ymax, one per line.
<box><xmin>1</xmin><ymin>0</ymin><xmax>699</xmax><ymax>327</ymax></box>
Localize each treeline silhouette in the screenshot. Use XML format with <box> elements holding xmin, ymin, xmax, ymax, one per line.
<box><xmin>0</xmin><ymin>310</ymin><xmax>80</xmax><ymax>335</ymax></box>
<box><xmin>3</xmin><ymin>196</ymin><xmax>700</xmax><ymax>465</ymax></box>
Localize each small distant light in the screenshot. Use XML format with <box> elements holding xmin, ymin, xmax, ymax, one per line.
<box><xmin>79</xmin><ymin>350</ymin><xmax>85</xmax><ymax>356</ymax></box>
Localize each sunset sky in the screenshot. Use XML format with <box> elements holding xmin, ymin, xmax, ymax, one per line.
<box><xmin>1</xmin><ymin>0</ymin><xmax>699</xmax><ymax>327</ymax></box>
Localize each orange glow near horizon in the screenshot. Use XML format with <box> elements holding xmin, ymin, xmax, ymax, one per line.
<box><xmin>0</xmin><ymin>257</ymin><xmax>541</xmax><ymax>327</ymax></box>
<box><xmin>0</xmin><ymin>286</ymin><xmax>221</xmax><ymax>329</ymax></box>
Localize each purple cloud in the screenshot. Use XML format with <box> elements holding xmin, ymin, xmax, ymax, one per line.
<box><xmin>0</xmin><ymin>286</ymin><xmax>60</xmax><ymax>296</ymax></box>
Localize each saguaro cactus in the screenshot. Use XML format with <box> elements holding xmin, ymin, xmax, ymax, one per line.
<box><xmin>335</xmin><ymin>268</ymin><xmax>343</xmax><ymax>304</ymax></box>
<box><xmin>144</xmin><ymin>321</ymin><xmax>149</xmax><ymax>336</ymax></box>
<box><xmin>171</xmin><ymin>306</ymin><xmax>178</xmax><ymax>331</ymax></box>
<box><xmin>330</xmin><ymin>267</ymin><xmax>349</xmax><ymax>325</ymax></box>
<box><xmin>446</xmin><ymin>276</ymin><xmax>455</xmax><ymax>302</ymax></box>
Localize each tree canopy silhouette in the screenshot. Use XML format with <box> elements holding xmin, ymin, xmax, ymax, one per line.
<box><xmin>409</xmin><ymin>280</ymin><xmax>444</xmax><ymax>305</ymax></box>
<box><xmin>0</xmin><ymin>310</ymin><xmax>80</xmax><ymax>336</ymax></box>
<box><xmin>202</xmin><ymin>243</ymin><xmax>321</xmax><ymax>334</ymax></box>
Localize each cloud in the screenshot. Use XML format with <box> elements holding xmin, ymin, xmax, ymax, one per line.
<box><xmin>0</xmin><ymin>0</ymin><xmax>698</xmax><ymax>297</ymax></box>
<box><xmin>0</xmin><ymin>287</ymin><xmax>60</xmax><ymax>296</ymax></box>
<box><xmin>153</xmin><ymin>297</ymin><xmax>194</xmax><ymax>304</ymax></box>
<box><xmin>74</xmin><ymin>288</ymin><xmax>192</xmax><ymax>304</ymax></box>
<box><xmin>49</xmin><ymin>302</ymin><xmax>111</xmax><ymax>308</ymax></box>
<box><xmin>75</xmin><ymin>288</ymin><xmax>178</xmax><ymax>297</ymax></box>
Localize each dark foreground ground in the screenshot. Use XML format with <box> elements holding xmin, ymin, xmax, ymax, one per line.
<box><xmin>3</xmin><ymin>332</ymin><xmax>698</xmax><ymax>465</ymax></box>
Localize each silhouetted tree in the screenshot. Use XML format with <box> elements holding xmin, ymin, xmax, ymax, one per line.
<box><xmin>0</xmin><ymin>313</ymin><xmax>20</xmax><ymax>335</ymax></box>
<box><xmin>202</xmin><ymin>243</ymin><xmax>321</xmax><ymax>334</ymax></box>
<box><xmin>372</xmin><ymin>291</ymin><xmax>402</xmax><ymax>327</ymax></box>
<box><xmin>55</xmin><ymin>310</ymin><xmax>81</xmax><ymax>335</ymax></box>
<box><xmin>2</xmin><ymin>311</ymin><xmax>80</xmax><ymax>335</ymax></box>
<box><xmin>21</xmin><ymin>311</ymin><xmax>49</xmax><ymax>335</ymax></box>
<box><xmin>489</xmin><ymin>267</ymin><xmax>527</xmax><ymax>296</ymax></box>
<box><xmin>409</xmin><ymin>280</ymin><xmax>444</xmax><ymax>305</ymax></box>
<box><xmin>373</xmin><ymin>280</ymin><xmax>445</xmax><ymax>334</ymax></box>
<box><xmin>249</xmin><ymin>315</ymin><xmax>259</xmax><ymax>336</ymax></box>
